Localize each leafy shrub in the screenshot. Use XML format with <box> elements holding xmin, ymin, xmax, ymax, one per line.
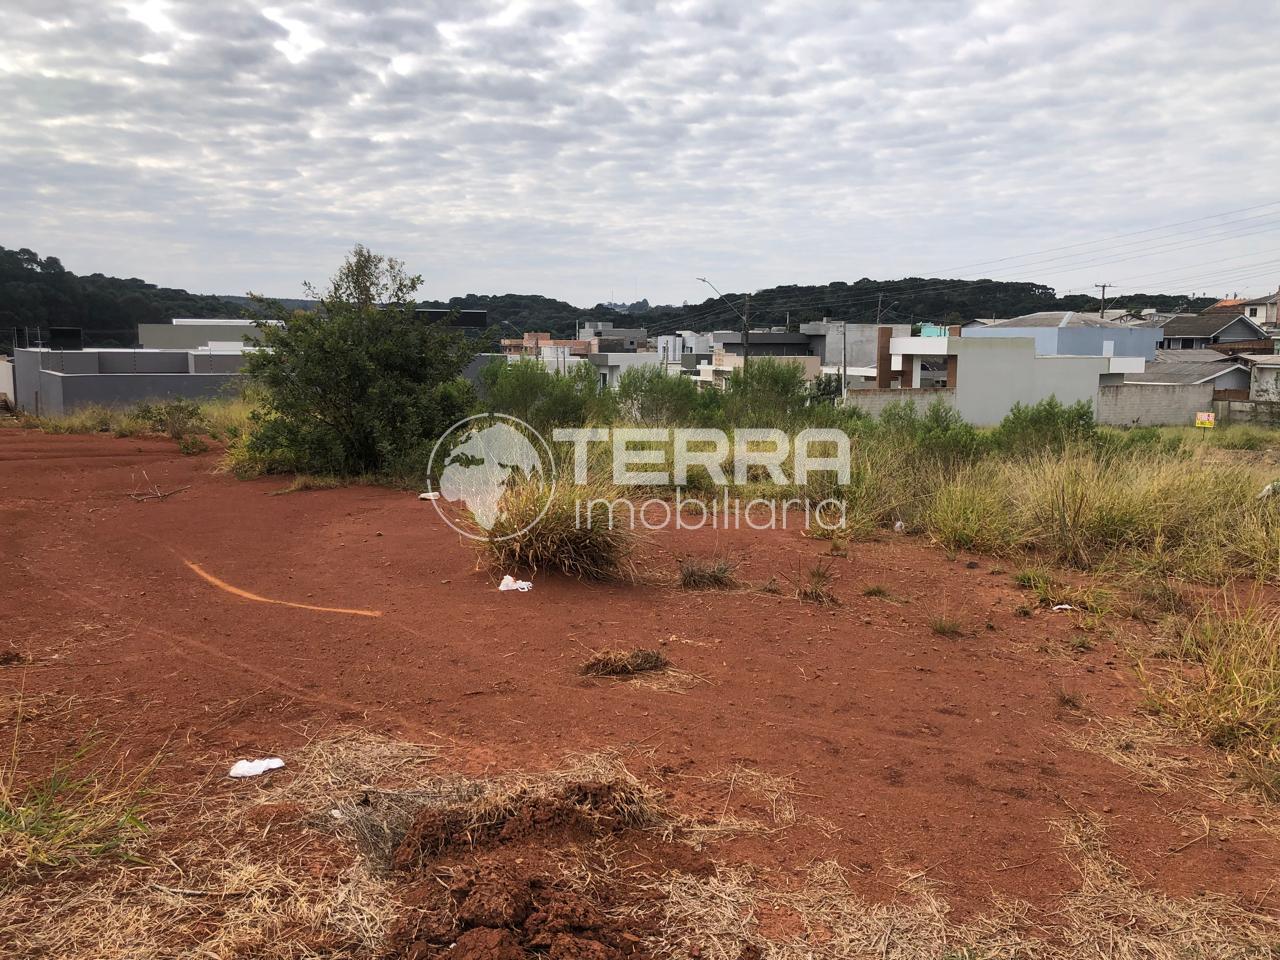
<box><xmin>177</xmin><ymin>435</ymin><xmax>209</xmax><ymax>456</ymax></box>
<box><xmin>616</xmin><ymin>366</ymin><xmax>711</xmax><ymax>425</ymax></box>
<box><xmin>242</xmin><ymin>246</ymin><xmax>476</xmax><ymax>477</ymax></box>
<box><xmin>878</xmin><ymin>397</ymin><xmax>983</xmax><ymax>466</ymax></box>
<box><xmin>989</xmin><ymin>397</ymin><xmax>1095</xmax><ymax>456</ymax></box>
<box><xmin>134</xmin><ymin>398</ymin><xmax>205</xmax><ymax>439</ymax></box>
<box><xmin>483</xmin><ymin>358</ymin><xmax>615</xmax><ymax>432</ymax></box>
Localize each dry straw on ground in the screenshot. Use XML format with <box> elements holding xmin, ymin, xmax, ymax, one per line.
<box><xmin>580</xmin><ymin>648</ymin><xmax>670</xmax><ymax>677</ymax></box>
<box><xmin>639</xmin><ymin>815</ymin><xmax>1280</xmax><ymax>959</ymax></box>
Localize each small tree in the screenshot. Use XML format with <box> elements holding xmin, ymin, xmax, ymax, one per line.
<box><xmin>243</xmin><ymin>245</ymin><xmax>476</xmax><ymax>477</ymax></box>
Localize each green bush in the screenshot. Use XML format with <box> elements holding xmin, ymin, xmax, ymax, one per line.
<box><xmin>483</xmin><ymin>358</ymin><xmax>615</xmax><ymax>431</ymax></box>
<box><xmin>134</xmin><ymin>398</ymin><xmax>205</xmax><ymax>439</ymax></box>
<box><xmin>989</xmin><ymin>397</ymin><xmax>1095</xmax><ymax>456</ymax></box>
<box><xmin>616</xmin><ymin>365</ymin><xmax>712</xmax><ymax>425</ymax></box>
<box><xmin>242</xmin><ymin>245</ymin><xmax>476</xmax><ymax>477</ymax></box>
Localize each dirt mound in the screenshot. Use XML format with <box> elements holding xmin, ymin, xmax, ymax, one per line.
<box><xmin>392</xmin><ymin>779</ymin><xmax>653</xmax><ymax>872</ymax></box>
<box><xmin>384</xmin><ymin>859</ymin><xmax>634</xmax><ymax>960</ymax></box>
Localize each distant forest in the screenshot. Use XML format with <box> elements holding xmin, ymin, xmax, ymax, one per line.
<box><xmin>0</xmin><ymin>246</ymin><xmax>243</xmax><ymax>349</ymax></box>
<box><xmin>1</xmin><ymin>244</ymin><xmax>1217</xmax><ymax>350</ymax></box>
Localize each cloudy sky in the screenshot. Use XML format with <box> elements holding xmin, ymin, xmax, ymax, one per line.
<box><xmin>4</xmin><ymin>0</ymin><xmax>1279</xmax><ymax>306</ymax></box>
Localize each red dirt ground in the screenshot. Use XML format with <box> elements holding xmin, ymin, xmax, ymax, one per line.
<box><xmin>2</xmin><ymin>425</ymin><xmax>1277</xmax><ymax>926</ymax></box>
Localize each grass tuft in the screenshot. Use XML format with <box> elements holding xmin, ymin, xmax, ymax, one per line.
<box><xmin>678</xmin><ymin>555</ymin><xmax>741</xmax><ymax>590</ymax></box>
<box><xmin>481</xmin><ymin>474</ymin><xmax>638</xmax><ymax>580</ymax></box>
<box><xmin>1</xmin><ymin>712</ymin><xmax>153</xmax><ymax>879</ymax></box>
<box><xmin>928</xmin><ymin>616</ymin><xmax>963</xmax><ymax>637</ymax></box>
<box><xmin>786</xmin><ymin>557</ymin><xmax>839</xmax><ymax>605</ymax></box>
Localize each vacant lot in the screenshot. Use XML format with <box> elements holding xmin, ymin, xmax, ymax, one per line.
<box><xmin>2</xmin><ymin>426</ymin><xmax>1278</xmax><ymax>958</ymax></box>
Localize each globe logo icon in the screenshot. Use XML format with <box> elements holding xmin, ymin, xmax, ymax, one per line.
<box><xmin>428</xmin><ymin>414</ymin><xmax>555</xmax><ymax>540</ymax></box>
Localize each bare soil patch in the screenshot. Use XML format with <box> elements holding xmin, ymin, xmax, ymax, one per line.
<box><xmin>3</xmin><ymin>426</ymin><xmax>1279</xmax><ymax>956</ymax></box>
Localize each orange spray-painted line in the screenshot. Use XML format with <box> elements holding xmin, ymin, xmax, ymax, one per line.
<box><xmin>184</xmin><ymin>561</ymin><xmax>383</xmax><ymax>618</ymax></box>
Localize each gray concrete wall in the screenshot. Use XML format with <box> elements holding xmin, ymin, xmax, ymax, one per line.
<box><xmin>31</xmin><ymin>350</ymin><xmax>99</xmax><ymax>374</ymax></box>
<box><xmin>11</xmin><ymin>347</ymin><xmax>245</xmax><ymax>414</ymax></box>
<box><xmin>1215</xmin><ymin>399</ymin><xmax>1280</xmax><ymax>425</ymax></box>
<box><xmin>12</xmin><ymin>349</ymin><xmax>42</xmax><ymax>411</ymax></box>
<box><xmin>842</xmin><ymin>388</ymin><xmax>956</xmax><ymax>418</ymax></box>
<box><xmin>138</xmin><ymin>323</ymin><xmax>259</xmax><ymax>349</ymax></box>
<box><xmin>963</xmin><ymin>325</ymin><xmax>1161</xmax><ymax>360</ymax></box>
<box><xmin>1096</xmin><ymin>383</ymin><xmax>1212</xmax><ymax>427</ymax></box>
<box><xmin>188</xmin><ymin>352</ymin><xmax>249</xmax><ymax>374</ymax></box>
<box><xmin>801</xmin><ymin>322</ymin><xmax>909</xmax><ymax>366</ymax></box>
<box><xmin>962</xmin><ymin>325</ymin><xmax>1058</xmax><ymax>354</ymax></box>
<box><xmin>98</xmin><ymin>351</ymin><xmax>189</xmax><ymax>374</ymax></box>
<box><xmin>952</xmin><ymin>338</ymin><xmax>1108</xmax><ymax>426</ymax></box>
<box><xmin>0</xmin><ymin>358</ymin><xmax>12</xmax><ymax>406</ymax></box>
<box><xmin>1057</xmin><ymin>327</ymin><xmax>1161</xmax><ymax>361</ymax></box>
<box><xmin>54</xmin><ymin>373</ymin><xmax>241</xmax><ymax>414</ymax></box>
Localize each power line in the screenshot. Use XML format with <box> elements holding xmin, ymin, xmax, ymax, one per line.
<box><xmin>933</xmin><ymin>199</ymin><xmax>1280</xmax><ymax>274</ymax></box>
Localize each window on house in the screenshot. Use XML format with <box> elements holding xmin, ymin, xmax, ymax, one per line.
<box><xmin>1249</xmin><ymin>307</ymin><xmax>1259</xmax><ymax>317</ymax></box>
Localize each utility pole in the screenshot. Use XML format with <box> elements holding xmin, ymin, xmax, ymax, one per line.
<box><xmin>876</xmin><ymin>294</ymin><xmax>883</xmax><ymax>324</ymax></box>
<box><xmin>841</xmin><ymin>318</ymin><xmax>848</xmax><ymax>400</ymax></box>
<box><xmin>1095</xmin><ymin>283</ymin><xmax>1112</xmax><ymax>318</ymax></box>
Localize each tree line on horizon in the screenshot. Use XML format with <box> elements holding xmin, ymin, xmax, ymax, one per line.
<box><xmin>0</xmin><ymin>243</ymin><xmax>1217</xmax><ymax>351</ymax></box>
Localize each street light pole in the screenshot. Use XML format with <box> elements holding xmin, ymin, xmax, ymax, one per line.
<box><xmin>696</xmin><ymin>277</ymin><xmax>751</xmax><ymax>375</ymax></box>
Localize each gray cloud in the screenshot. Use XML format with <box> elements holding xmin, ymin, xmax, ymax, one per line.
<box><xmin>2</xmin><ymin>0</ymin><xmax>1279</xmax><ymax>305</ymax></box>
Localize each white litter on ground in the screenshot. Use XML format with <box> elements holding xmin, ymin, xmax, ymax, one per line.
<box><xmin>499</xmin><ymin>574</ymin><xmax>533</xmax><ymax>592</ymax></box>
<box><xmin>228</xmin><ymin>757</ymin><xmax>285</xmax><ymax>778</ymax></box>
<box><xmin>893</xmin><ymin>520</ymin><xmax>906</xmax><ymax>533</ymax></box>
<box><xmin>1052</xmin><ymin>604</ymin><xmax>1076</xmax><ymax>612</ymax></box>
<box><xmin>419</xmin><ymin>491</ymin><xmax>440</xmax><ymax>501</ymax></box>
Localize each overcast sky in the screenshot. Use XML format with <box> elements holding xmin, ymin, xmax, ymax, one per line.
<box><xmin>4</xmin><ymin>0</ymin><xmax>1279</xmax><ymax>306</ymax></box>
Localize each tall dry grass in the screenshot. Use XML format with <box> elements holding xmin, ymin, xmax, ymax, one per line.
<box><xmin>917</xmin><ymin>446</ymin><xmax>1280</xmax><ymax>582</ymax></box>
<box><xmin>1150</xmin><ymin>604</ymin><xmax>1280</xmax><ymax>794</ymax></box>
<box><xmin>480</xmin><ymin>472</ymin><xmax>641</xmax><ymax>580</ymax></box>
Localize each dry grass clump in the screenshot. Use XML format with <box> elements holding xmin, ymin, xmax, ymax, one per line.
<box><xmin>924</xmin><ymin>464</ymin><xmax>1019</xmax><ymax>554</ymax></box>
<box><xmin>482</xmin><ymin>474</ymin><xmax>639</xmax><ymax>580</ymax></box>
<box><xmin>679</xmin><ymin>555</ymin><xmax>741</xmax><ymax>590</ymax></box>
<box><xmin>580</xmin><ymin>648</ymin><xmax>670</xmax><ymax>677</ymax></box>
<box><xmin>391</xmin><ymin>752</ymin><xmax>670</xmax><ymax>873</ymax></box>
<box><xmin>646</xmin><ymin>863</ymin><xmax>1033</xmax><ymax>960</ymax></box>
<box><xmin>1148</xmin><ymin>605</ymin><xmax>1280</xmax><ymax>795</ymax></box>
<box><xmin>0</xmin><ymin>836</ymin><xmax>394</xmax><ymax>960</ymax></box>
